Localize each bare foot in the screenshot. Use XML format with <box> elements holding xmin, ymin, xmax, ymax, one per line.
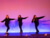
<box><xmin>6</xmin><ymin>32</ymin><xmax>8</xmax><ymax>34</ymax></box>
<box><xmin>4</xmin><ymin>34</ymin><xmax>8</xmax><ymax>36</ymax></box>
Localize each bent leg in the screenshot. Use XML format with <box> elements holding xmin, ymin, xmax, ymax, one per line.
<box><xmin>6</xmin><ymin>25</ymin><xmax>10</xmax><ymax>32</ymax></box>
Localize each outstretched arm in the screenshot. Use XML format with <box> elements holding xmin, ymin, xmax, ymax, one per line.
<box><xmin>1</xmin><ymin>19</ymin><xmax>5</xmax><ymax>22</ymax></box>
<box><xmin>32</xmin><ymin>18</ymin><xmax>35</xmax><ymax>23</ymax></box>
<box><xmin>9</xmin><ymin>18</ymin><xmax>15</xmax><ymax>20</ymax></box>
<box><xmin>32</xmin><ymin>19</ymin><xmax>33</xmax><ymax>23</ymax></box>
<box><xmin>22</xmin><ymin>17</ymin><xmax>28</xmax><ymax>19</ymax></box>
<box><xmin>37</xmin><ymin>16</ymin><xmax>45</xmax><ymax>19</ymax></box>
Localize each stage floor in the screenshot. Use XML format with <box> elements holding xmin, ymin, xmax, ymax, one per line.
<box><xmin>0</xmin><ymin>32</ymin><xmax>50</xmax><ymax>38</ymax></box>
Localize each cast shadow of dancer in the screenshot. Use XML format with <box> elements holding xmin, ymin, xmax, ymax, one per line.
<box><xmin>32</xmin><ymin>15</ymin><xmax>45</xmax><ymax>34</ymax></box>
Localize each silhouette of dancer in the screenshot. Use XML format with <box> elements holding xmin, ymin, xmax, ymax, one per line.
<box><xmin>18</xmin><ymin>15</ymin><xmax>28</xmax><ymax>33</ymax></box>
<box><xmin>1</xmin><ymin>15</ymin><xmax>15</xmax><ymax>34</ymax></box>
<box><xmin>32</xmin><ymin>15</ymin><xmax>45</xmax><ymax>34</ymax></box>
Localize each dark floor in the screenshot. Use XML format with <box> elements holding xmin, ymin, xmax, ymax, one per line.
<box><xmin>0</xmin><ymin>32</ymin><xmax>50</xmax><ymax>38</ymax></box>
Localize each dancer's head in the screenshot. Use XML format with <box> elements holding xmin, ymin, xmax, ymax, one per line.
<box><xmin>18</xmin><ymin>15</ymin><xmax>21</xmax><ymax>18</ymax></box>
<box><xmin>33</xmin><ymin>15</ymin><xmax>37</xmax><ymax>18</ymax></box>
<box><xmin>6</xmin><ymin>15</ymin><xmax>9</xmax><ymax>19</ymax></box>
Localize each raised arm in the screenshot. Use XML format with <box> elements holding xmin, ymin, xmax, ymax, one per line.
<box><xmin>37</xmin><ymin>16</ymin><xmax>45</xmax><ymax>19</ymax></box>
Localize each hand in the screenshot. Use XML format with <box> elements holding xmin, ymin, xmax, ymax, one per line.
<box><xmin>43</xmin><ymin>16</ymin><xmax>45</xmax><ymax>17</ymax></box>
<box><xmin>26</xmin><ymin>17</ymin><xmax>28</xmax><ymax>18</ymax></box>
<box><xmin>0</xmin><ymin>21</ymin><xmax>1</xmax><ymax>22</ymax></box>
<box><xmin>15</xmin><ymin>19</ymin><xmax>16</xmax><ymax>20</ymax></box>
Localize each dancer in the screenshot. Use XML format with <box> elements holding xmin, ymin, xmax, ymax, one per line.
<box><xmin>32</xmin><ymin>15</ymin><xmax>45</xmax><ymax>34</ymax></box>
<box><xmin>0</xmin><ymin>15</ymin><xmax>15</xmax><ymax>34</ymax></box>
<box><xmin>18</xmin><ymin>15</ymin><xmax>28</xmax><ymax>33</ymax></box>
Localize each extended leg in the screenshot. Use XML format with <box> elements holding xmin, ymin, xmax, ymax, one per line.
<box><xmin>19</xmin><ymin>24</ymin><xmax>23</xmax><ymax>33</ymax></box>
<box><xmin>5</xmin><ymin>25</ymin><xmax>10</xmax><ymax>36</ymax></box>
<box><xmin>35</xmin><ymin>24</ymin><xmax>39</xmax><ymax>34</ymax></box>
